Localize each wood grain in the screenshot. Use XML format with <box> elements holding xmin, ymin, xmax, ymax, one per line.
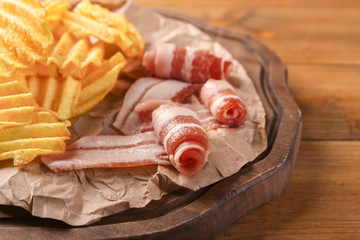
<box><xmin>135</xmin><ymin>0</ymin><xmax>360</xmax><ymax>239</ymax></box>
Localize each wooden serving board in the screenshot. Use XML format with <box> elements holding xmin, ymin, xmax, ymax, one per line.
<box><xmin>0</xmin><ymin>10</ymin><xmax>302</xmax><ymax>240</ymax></box>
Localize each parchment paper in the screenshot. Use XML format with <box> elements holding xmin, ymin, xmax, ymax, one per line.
<box><xmin>0</xmin><ymin>1</ymin><xmax>267</xmax><ymax>226</ymax></box>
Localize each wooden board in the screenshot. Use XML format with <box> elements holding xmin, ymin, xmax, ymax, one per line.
<box><xmin>0</xmin><ymin>10</ymin><xmax>302</xmax><ymax>240</ymax></box>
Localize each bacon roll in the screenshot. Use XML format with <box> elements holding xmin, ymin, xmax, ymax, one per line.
<box><xmin>152</xmin><ymin>104</ymin><xmax>208</xmax><ymax>175</ymax></box>
<box><xmin>142</xmin><ymin>43</ymin><xmax>233</xmax><ymax>83</ymax></box>
<box><xmin>200</xmin><ymin>79</ymin><xmax>247</xmax><ymax>127</ymax></box>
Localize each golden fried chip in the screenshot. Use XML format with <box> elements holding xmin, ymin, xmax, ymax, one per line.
<box><xmin>0</xmin><ymin>138</ymin><xmax>67</xmax><ymax>165</ymax></box>
<box><xmin>0</xmin><ymin>0</ymin><xmax>54</xmax><ymax>77</ymax></box>
<box><xmin>72</xmin><ymin>52</ymin><xmax>125</xmax><ymax>117</ymax></box>
<box><xmin>0</xmin><ymin>79</ymin><xmax>71</xmax><ymax>165</ymax></box>
<box><xmin>0</xmin><ymin>93</ymin><xmax>38</xmax><ymax>110</ymax></box>
<box><xmin>46</xmin><ymin>32</ymin><xmax>105</xmax><ymax>78</ymax></box>
<box><xmin>26</xmin><ymin>75</ymin><xmax>81</xmax><ymax>120</ymax></box>
<box><xmin>74</xmin><ymin>0</ymin><xmax>144</xmax><ymax>55</ymax></box>
<box><xmin>42</xmin><ymin>0</ymin><xmax>71</xmax><ymax>23</ymax></box>
<box><xmin>0</xmin><ymin>106</ymin><xmax>36</xmax><ymax>127</ymax></box>
<box><xmin>62</xmin><ymin>0</ymin><xmax>143</xmax><ymax>58</ymax></box>
<box><xmin>53</xmin><ymin>76</ymin><xmax>81</xmax><ymax>119</ymax></box>
<box><xmin>80</xmin><ymin>51</ymin><xmax>125</xmax><ymax>87</ymax></box>
<box><xmin>0</xmin><ymin>80</ymin><xmax>29</xmax><ymax>96</ymax></box>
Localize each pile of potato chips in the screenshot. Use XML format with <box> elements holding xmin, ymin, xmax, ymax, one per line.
<box><xmin>0</xmin><ymin>0</ymin><xmax>144</xmax><ymax>165</ymax></box>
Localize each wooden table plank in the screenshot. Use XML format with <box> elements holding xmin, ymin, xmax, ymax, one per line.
<box><xmin>216</xmin><ymin>141</ymin><xmax>360</xmax><ymax>239</ymax></box>
<box><xmin>288</xmin><ymin>64</ymin><xmax>360</xmax><ymax>140</ymax></box>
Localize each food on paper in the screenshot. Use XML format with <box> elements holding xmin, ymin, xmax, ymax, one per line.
<box><xmin>72</xmin><ymin>52</ymin><xmax>125</xmax><ymax>117</ymax></box>
<box><xmin>0</xmin><ymin>80</ymin><xmax>70</xmax><ymax>165</ymax></box>
<box><xmin>62</xmin><ymin>0</ymin><xmax>144</xmax><ymax>58</ymax></box>
<box><xmin>0</xmin><ymin>0</ymin><xmax>54</xmax><ymax>78</ymax></box>
<box><xmin>185</xmin><ymin>102</ymin><xmax>229</xmax><ymax>131</ymax></box>
<box><xmin>42</xmin><ymin>131</ymin><xmax>170</xmax><ymax>172</ymax></box>
<box><xmin>200</xmin><ymin>79</ymin><xmax>247</xmax><ymax>127</ymax></box>
<box><xmin>113</xmin><ymin>77</ymin><xmax>201</xmax><ymax>135</ymax></box>
<box><xmin>46</xmin><ymin>31</ymin><xmax>105</xmax><ymax>77</ymax></box>
<box><xmin>135</xmin><ymin>99</ymin><xmax>228</xmax><ymax>132</ymax></box>
<box><xmin>152</xmin><ymin>104</ymin><xmax>208</xmax><ymax>175</ymax></box>
<box><xmin>142</xmin><ymin>43</ymin><xmax>233</xmax><ymax>83</ymax></box>
<box><xmin>0</xmin><ymin>0</ymin><xmax>268</xmax><ymax>226</ymax></box>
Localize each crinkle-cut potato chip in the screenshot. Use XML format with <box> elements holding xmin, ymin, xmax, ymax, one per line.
<box><xmin>62</xmin><ymin>0</ymin><xmax>144</xmax><ymax>59</ymax></box>
<box><xmin>0</xmin><ymin>93</ymin><xmax>38</xmax><ymax>110</ymax></box>
<box><xmin>0</xmin><ymin>80</ymin><xmax>70</xmax><ymax>165</ymax></box>
<box><xmin>26</xmin><ymin>75</ymin><xmax>81</xmax><ymax>120</ymax></box>
<box><xmin>74</xmin><ymin>0</ymin><xmax>144</xmax><ymax>54</ymax></box>
<box><xmin>72</xmin><ymin>52</ymin><xmax>125</xmax><ymax>117</ymax></box>
<box><xmin>0</xmin><ymin>107</ymin><xmax>36</xmax><ymax>127</ymax></box>
<box><xmin>0</xmin><ymin>0</ymin><xmax>54</xmax><ymax>78</ymax></box>
<box><xmin>42</xmin><ymin>0</ymin><xmax>71</xmax><ymax>23</ymax></box>
<box><xmin>47</xmin><ymin>31</ymin><xmax>105</xmax><ymax>77</ymax></box>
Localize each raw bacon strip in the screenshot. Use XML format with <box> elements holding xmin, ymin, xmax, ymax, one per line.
<box><xmin>152</xmin><ymin>105</ymin><xmax>208</xmax><ymax>175</ymax></box>
<box><xmin>135</xmin><ymin>99</ymin><xmax>227</xmax><ymax>132</ymax></box>
<box><xmin>200</xmin><ymin>79</ymin><xmax>247</xmax><ymax>127</ymax></box>
<box><xmin>113</xmin><ymin>77</ymin><xmax>201</xmax><ymax>135</ymax></box>
<box><xmin>142</xmin><ymin>43</ymin><xmax>233</xmax><ymax>83</ymax></box>
<box><xmin>41</xmin><ymin>132</ymin><xmax>170</xmax><ymax>173</ymax></box>
<box><xmin>185</xmin><ymin>103</ymin><xmax>229</xmax><ymax>131</ymax></box>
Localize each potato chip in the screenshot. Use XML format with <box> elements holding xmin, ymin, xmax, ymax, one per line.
<box><xmin>46</xmin><ymin>32</ymin><xmax>105</xmax><ymax>77</ymax></box>
<box><xmin>80</xmin><ymin>51</ymin><xmax>125</xmax><ymax>87</ymax></box>
<box><xmin>72</xmin><ymin>52</ymin><xmax>125</xmax><ymax>117</ymax></box>
<box><xmin>0</xmin><ymin>0</ymin><xmax>54</xmax><ymax>77</ymax></box>
<box><xmin>0</xmin><ymin>79</ymin><xmax>70</xmax><ymax>165</ymax></box>
<box><xmin>0</xmin><ymin>107</ymin><xmax>36</xmax><ymax>127</ymax></box>
<box><xmin>62</xmin><ymin>0</ymin><xmax>144</xmax><ymax>58</ymax></box>
<box><xmin>0</xmin><ymin>138</ymin><xmax>67</xmax><ymax>165</ymax></box>
<box><xmin>74</xmin><ymin>0</ymin><xmax>144</xmax><ymax>55</ymax></box>
<box><xmin>26</xmin><ymin>75</ymin><xmax>81</xmax><ymax>120</ymax></box>
<box><xmin>53</xmin><ymin>76</ymin><xmax>81</xmax><ymax>119</ymax></box>
<box><xmin>0</xmin><ymin>93</ymin><xmax>38</xmax><ymax>110</ymax></box>
<box><xmin>42</xmin><ymin>0</ymin><xmax>71</xmax><ymax>23</ymax></box>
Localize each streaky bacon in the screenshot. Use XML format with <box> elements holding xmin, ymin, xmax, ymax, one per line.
<box><xmin>185</xmin><ymin>103</ymin><xmax>229</xmax><ymax>131</ymax></box>
<box><xmin>134</xmin><ymin>99</ymin><xmax>228</xmax><ymax>132</ymax></box>
<box><xmin>113</xmin><ymin>77</ymin><xmax>201</xmax><ymax>135</ymax></box>
<box><xmin>200</xmin><ymin>79</ymin><xmax>247</xmax><ymax>127</ymax></box>
<box><xmin>142</xmin><ymin>43</ymin><xmax>233</xmax><ymax>83</ymax></box>
<box><xmin>152</xmin><ymin>104</ymin><xmax>208</xmax><ymax>175</ymax></box>
<box><xmin>41</xmin><ymin>132</ymin><xmax>170</xmax><ymax>173</ymax></box>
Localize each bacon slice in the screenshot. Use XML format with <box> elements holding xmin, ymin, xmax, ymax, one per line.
<box><xmin>200</xmin><ymin>79</ymin><xmax>247</xmax><ymax>127</ymax></box>
<box><xmin>41</xmin><ymin>131</ymin><xmax>170</xmax><ymax>173</ymax></box>
<box><xmin>142</xmin><ymin>43</ymin><xmax>233</xmax><ymax>83</ymax></box>
<box><xmin>185</xmin><ymin>103</ymin><xmax>229</xmax><ymax>131</ymax></box>
<box><xmin>134</xmin><ymin>99</ymin><xmax>227</xmax><ymax>132</ymax></box>
<box><xmin>152</xmin><ymin>104</ymin><xmax>208</xmax><ymax>175</ymax></box>
<box><xmin>113</xmin><ymin>77</ymin><xmax>201</xmax><ymax>134</ymax></box>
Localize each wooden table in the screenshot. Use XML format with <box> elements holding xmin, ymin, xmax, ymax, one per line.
<box><xmin>136</xmin><ymin>0</ymin><xmax>360</xmax><ymax>239</ymax></box>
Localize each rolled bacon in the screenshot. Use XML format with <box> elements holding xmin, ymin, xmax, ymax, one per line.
<box><xmin>41</xmin><ymin>132</ymin><xmax>170</xmax><ymax>173</ymax></box>
<box><xmin>200</xmin><ymin>79</ymin><xmax>247</xmax><ymax>127</ymax></box>
<box><xmin>142</xmin><ymin>43</ymin><xmax>233</xmax><ymax>83</ymax></box>
<box><xmin>152</xmin><ymin>104</ymin><xmax>208</xmax><ymax>175</ymax></box>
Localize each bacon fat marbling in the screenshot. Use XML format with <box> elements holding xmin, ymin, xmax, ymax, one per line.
<box><xmin>42</xmin><ymin>132</ymin><xmax>170</xmax><ymax>172</ymax></box>
<box><xmin>142</xmin><ymin>43</ymin><xmax>233</xmax><ymax>83</ymax></box>
<box><xmin>152</xmin><ymin>104</ymin><xmax>208</xmax><ymax>175</ymax></box>
<box><xmin>113</xmin><ymin>77</ymin><xmax>201</xmax><ymax>134</ymax></box>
